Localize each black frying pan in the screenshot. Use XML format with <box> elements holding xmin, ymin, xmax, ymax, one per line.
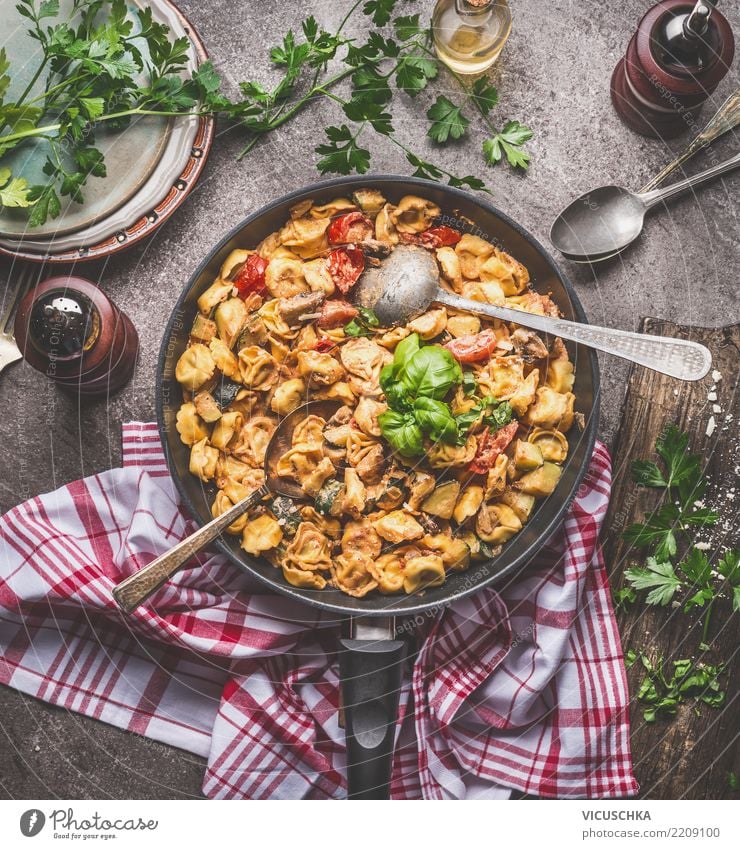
<box><xmin>156</xmin><ymin>176</ymin><xmax>600</xmax><ymax>798</ymax></box>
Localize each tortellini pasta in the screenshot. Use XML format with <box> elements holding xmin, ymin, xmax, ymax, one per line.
<box><xmin>238</xmin><ymin>346</ymin><xmax>278</xmax><ymax>391</ymax></box>
<box><xmin>176</xmin><ymin>402</ymin><xmax>209</xmax><ymax>446</ymax></box>
<box><xmin>176</xmin><ymin>188</ymin><xmax>579</xmax><ymax>598</ymax></box>
<box><xmin>241</xmin><ymin>514</ymin><xmax>283</xmax><ymax>556</ymax></box>
<box><xmin>175</xmin><ymin>344</ymin><xmax>215</xmax><ymax>392</ymax></box>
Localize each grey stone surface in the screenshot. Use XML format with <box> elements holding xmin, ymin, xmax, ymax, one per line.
<box><xmin>0</xmin><ymin>0</ymin><xmax>738</xmax><ymax>799</ymax></box>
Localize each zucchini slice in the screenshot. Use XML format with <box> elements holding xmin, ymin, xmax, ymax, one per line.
<box><xmin>191</xmin><ymin>314</ymin><xmax>217</xmax><ymax>343</ymax></box>
<box><xmin>315</xmin><ymin>479</ymin><xmax>343</xmax><ymax>516</ymax></box>
<box><xmin>270</xmin><ymin>496</ymin><xmax>302</xmax><ymax>535</ymax></box>
<box><xmin>211</xmin><ymin>376</ymin><xmax>242</xmax><ymax>411</ymax></box>
<box><xmin>421</xmin><ymin>480</ymin><xmax>461</xmax><ymax>520</ymax></box>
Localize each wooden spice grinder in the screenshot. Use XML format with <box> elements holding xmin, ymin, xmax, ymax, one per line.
<box><xmin>611</xmin><ymin>0</ymin><xmax>734</xmax><ymax>138</ymax></box>
<box><xmin>14</xmin><ymin>275</ymin><xmax>138</xmax><ymax>398</ymax></box>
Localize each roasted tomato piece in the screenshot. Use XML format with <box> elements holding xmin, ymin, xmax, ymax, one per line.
<box><xmin>327</xmin><ymin>247</ymin><xmax>365</xmax><ymax>294</ymax></box>
<box><xmin>318</xmin><ymin>299</ymin><xmax>359</xmax><ymax>329</ymax></box>
<box><xmin>233</xmin><ymin>254</ymin><xmax>268</xmax><ymax>297</ymax></box>
<box><xmin>469</xmin><ymin>421</ymin><xmax>519</xmax><ymax>474</ymax></box>
<box><xmin>400</xmin><ymin>226</ymin><xmax>462</xmax><ymax>249</ymax></box>
<box><xmin>422</xmin><ymin>226</ymin><xmax>462</xmax><ymax>247</ymax></box>
<box><xmin>314</xmin><ymin>336</ymin><xmax>335</xmax><ymax>352</ymax></box>
<box><xmin>328</xmin><ymin>211</ymin><xmax>374</xmax><ymax>245</ymax></box>
<box><xmin>445</xmin><ymin>328</ymin><xmax>499</xmax><ymax>363</ymax></box>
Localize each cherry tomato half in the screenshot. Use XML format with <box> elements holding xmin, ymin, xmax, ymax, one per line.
<box><xmin>445</xmin><ymin>329</ymin><xmax>499</xmax><ymax>363</ymax></box>
<box><xmin>314</xmin><ymin>336</ymin><xmax>335</xmax><ymax>352</ymax></box>
<box><xmin>327</xmin><ymin>211</ymin><xmax>374</xmax><ymax>245</ymax></box>
<box><xmin>327</xmin><ymin>247</ymin><xmax>365</xmax><ymax>294</ymax></box>
<box><xmin>469</xmin><ymin>421</ymin><xmax>519</xmax><ymax>474</ymax></box>
<box><xmin>233</xmin><ymin>254</ymin><xmax>267</xmax><ymax>297</ymax></box>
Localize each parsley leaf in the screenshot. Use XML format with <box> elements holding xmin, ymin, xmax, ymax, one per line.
<box><xmin>427</xmin><ymin>95</ymin><xmax>470</xmax><ymax>143</ymax></box>
<box><xmin>634</xmin><ymin>653</ymin><xmax>726</xmax><ymax>722</ymax></box>
<box><xmin>655</xmin><ymin>424</ymin><xmax>703</xmax><ymax>490</ymax></box>
<box><xmin>316</xmin><ymin>125</ymin><xmax>371</xmax><ymax>175</ymax></box>
<box><xmin>470</xmin><ymin>78</ymin><xmax>498</xmax><ymax>116</ymax></box>
<box><xmin>625</xmin><ymin>557</ymin><xmax>682</xmax><ymax>606</ymax></box>
<box><xmin>483</xmin><ymin>120</ymin><xmax>533</xmax><ymax>170</ymax></box>
<box><xmin>396</xmin><ymin>53</ymin><xmax>437</xmax><ymax>96</ymax></box>
<box><xmin>394</xmin><ymin>14</ymin><xmax>425</xmax><ymax>41</ymax></box>
<box><xmin>0</xmin><ymin>167</ymin><xmax>33</xmax><ymax>207</ymax></box>
<box><xmin>363</xmin><ymin>0</ymin><xmax>399</xmax><ymax>27</ymax></box>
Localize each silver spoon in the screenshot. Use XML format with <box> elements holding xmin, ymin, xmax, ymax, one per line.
<box><xmin>353</xmin><ymin>245</ymin><xmax>712</xmax><ymax>381</ymax></box>
<box><xmin>550</xmin><ymin>150</ymin><xmax>740</xmax><ymax>259</ymax></box>
<box><xmin>112</xmin><ymin>399</ymin><xmax>342</xmax><ymax>613</ymax></box>
<box><xmin>559</xmin><ymin>88</ymin><xmax>740</xmax><ymax>265</ymax></box>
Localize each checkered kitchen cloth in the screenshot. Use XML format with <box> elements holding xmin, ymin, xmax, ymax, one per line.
<box><xmin>0</xmin><ymin>423</ymin><xmax>637</xmax><ymax>799</ymax></box>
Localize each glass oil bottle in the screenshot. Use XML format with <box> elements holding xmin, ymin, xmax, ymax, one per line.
<box><xmin>432</xmin><ymin>0</ymin><xmax>512</xmax><ymax>74</ymax></box>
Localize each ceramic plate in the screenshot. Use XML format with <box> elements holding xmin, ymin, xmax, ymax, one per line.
<box><xmin>0</xmin><ymin>0</ymin><xmax>214</xmax><ymax>262</ymax></box>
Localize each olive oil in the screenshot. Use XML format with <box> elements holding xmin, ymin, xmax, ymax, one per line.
<box><xmin>432</xmin><ymin>0</ymin><xmax>512</xmax><ymax>74</ymax></box>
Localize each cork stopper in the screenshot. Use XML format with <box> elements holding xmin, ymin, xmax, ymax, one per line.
<box><xmin>466</xmin><ymin>0</ymin><xmax>493</xmax><ymax>7</ymax></box>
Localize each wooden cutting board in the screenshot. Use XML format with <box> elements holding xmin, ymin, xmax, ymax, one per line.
<box><xmin>601</xmin><ymin>319</ymin><xmax>739</xmax><ymax>800</ymax></box>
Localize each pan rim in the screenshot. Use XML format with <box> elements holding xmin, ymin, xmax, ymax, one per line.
<box><xmin>156</xmin><ymin>174</ymin><xmax>601</xmax><ymax>617</ymax></box>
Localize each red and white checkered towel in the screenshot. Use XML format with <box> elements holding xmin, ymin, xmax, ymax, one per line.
<box><xmin>0</xmin><ymin>422</ymin><xmax>637</xmax><ymax>799</ymax></box>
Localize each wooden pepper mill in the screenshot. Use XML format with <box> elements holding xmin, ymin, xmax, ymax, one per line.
<box><xmin>14</xmin><ymin>275</ymin><xmax>138</xmax><ymax>398</ymax></box>
<box><xmin>611</xmin><ymin>0</ymin><xmax>735</xmax><ymax>138</ymax></box>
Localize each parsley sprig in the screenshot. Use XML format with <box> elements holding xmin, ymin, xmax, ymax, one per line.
<box><xmin>0</xmin><ymin>0</ymin><xmax>228</xmax><ymax>224</ymax></box>
<box><xmin>1</xmin><ymin>1</ymin><xmax>534</xmax><ymax>226</ymax></box>
<box><xmin>228</xmin><ymin>3</ymin><xmax>532</xmax><ymax>184</ymax></box>
<box><xmin>623</xmin><ymin>425</ymin><xmax>718</xmax><ymax>562</ymax></box>
<box><xmin>625</xmin><ymin>651</ymin><xmax>726</xmax><ymax>722</ymax></box>
<box><xmin>620</xmin><ymin>425</ymin><xmax>738</xmax><ymax>646</ymax></box>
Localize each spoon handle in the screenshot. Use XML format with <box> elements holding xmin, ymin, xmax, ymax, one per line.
<box><xmin>639</xmin><ymin>88</ymin><xmax>740</xmax><ymax>193</ymax></box>
<box><xmin>112</xmin><ymin>485</ymin><xmax>270</xmax><ymax>613</ymax></box>
<box><xmin>639</xmin><ymin>150</ymin><xmax>740</xmax><ymax>209</ymax></box>
<box><xmin>435</xmin><ymin>291</ymin><xmax>712</xmax><ymax>381</ymax></box>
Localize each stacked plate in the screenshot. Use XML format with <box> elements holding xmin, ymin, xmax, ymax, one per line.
<box><xmin>0</xmin><ymin>0</ymin><xmax>214</xmax><ymax>263</ymax></box>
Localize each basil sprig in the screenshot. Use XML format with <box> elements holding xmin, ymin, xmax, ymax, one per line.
<box><xmin>454</xmin><ymin>373</ymin><xmax>516</xmax><ymax>444</ymax></box>
<box><xmin>378</xmin><ymin>333</ymin><xmax>462</xmax><ymax>457</ymax></box>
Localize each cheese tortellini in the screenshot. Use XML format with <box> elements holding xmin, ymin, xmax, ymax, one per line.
<box><xmin>174</xmin><ymin>188</ymin><xmax>580</xmax><ymax>598</ymax></box>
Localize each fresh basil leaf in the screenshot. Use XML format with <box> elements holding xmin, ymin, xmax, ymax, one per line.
<box><xmin>400</xmin><ymin>344</ymin><xmax>462</xmax><ymax>399</ymax></box>
<box><xmin>344</xmin><ymin>318</ymin><xmax>372</xmax><ymax>337</ymax></box>
<box><xmin>413</xmin><ymin>396</ymin><xmax>457</xmax><ymax>443</ymax></box>
<box><xmin>484</xmin><ymin>400</ymin><xmax>515</xmax><ymax>429</ymax></box>
<box><xmin>462</xmin><ymin>370</ymin><xmax>477</xmax><ymax>396</ymax></box>
<box><xmin>384</xmin><ymin>380</ymin><xmax>412</xmax><ymax>412</ymax></box>
<box><xmin>378</xmin><ymin>410</ymin><xmax>423</xmax><ymax>457</ymax></box>
<box><xmin>392</xmin><ymin>332</ymin><xmax>420</xmax><ymax>367</ymax></box>
<box><xmin>357</xmin><ymin>306</ymin><xmax>380</xmax><ymax>326</ymax></box>
<box><xmin>455</xmin><ymin>406</ymin><xmax>482</xmax><ymax>440</ymax></box>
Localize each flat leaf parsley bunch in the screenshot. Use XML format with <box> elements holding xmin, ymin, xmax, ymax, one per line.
<box><xmin>0</xmin><ymin>0</ymin><xmax>533</xmax><ymax>225</ymax></box>
<box><xmin>616</xmin><ymin>425</ymin><xmax>738</xmax><ymax>722</ymax></box>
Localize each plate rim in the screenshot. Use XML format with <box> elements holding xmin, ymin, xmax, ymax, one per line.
<box><xmin>0</xmin><ymin>0</ymin><xmax>215</xmax><ymax>264</ymax></box>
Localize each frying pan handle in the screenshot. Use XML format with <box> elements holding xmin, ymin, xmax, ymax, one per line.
<box><xmin>339</xmin><ymin>617</ymin><xmax>405</xmax><ymax>799</ymax></box>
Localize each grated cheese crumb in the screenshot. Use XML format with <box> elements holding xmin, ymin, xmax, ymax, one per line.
<box><xmin>712</xmin><ymin>403</ymin><xmax>722</xmax><ymax>414</ymax></box>
<box><xmin>707</xmin><ymin>391</ymin><xmax>718</xmax><ymax>401</ymax></box>
<box><xmin>711</xmin><ymin>369</ymin><xmax>722</xmax><ymax>382</ymax></box>
<box><xmin>695</xmin><ymin>542</ymin><xmax>711</xmax><ymax>551</ymax></box>
<box><xmin>706</xmin><ymin>416</ymin><xmax>716</xmax><ymax>437</ymax></box>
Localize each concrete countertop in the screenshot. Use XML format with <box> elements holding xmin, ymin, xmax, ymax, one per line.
<box><xmin>0</xmin><ymin>0</ymin><xmax>738</xmax><ymax>798</ymax></box>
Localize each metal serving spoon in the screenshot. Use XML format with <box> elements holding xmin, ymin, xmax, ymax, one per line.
<box><xmin>556</xmin><ymin>87</ymin><xmax>740</xmax><ymax>264</ymax></box>
<box><xmin>550</xmin><ymin>150</ymin><xmax>740</xmax><ymax>259</ymax></box>
<box><xmin>353</xmin><ymin>245</ymin><xmax>712</xmax><ymax>381</ymax></box>
<box><xmin>112</xmin><ymin>399</ymin><xmax>342</xmax><ymax>613</ymax></box>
